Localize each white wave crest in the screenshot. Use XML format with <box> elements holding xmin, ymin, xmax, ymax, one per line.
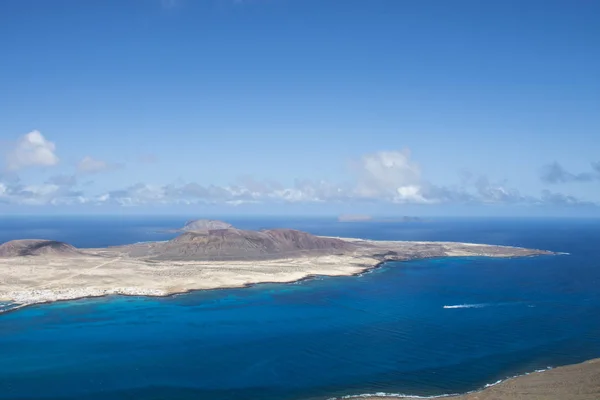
<box><xmin>483</xmin><ymin>379</ymin><xmax>503</xmax><ymax>388</ymax></box>
<box><xmin>0</xmin><ymin>303</ymin><xmax>25</xmax><ymax>314</ymax></box>
<box><xmin>331</xmin><ymin>392</ymin><xmax>459</xmax><ymax>399</ymax></box>
<box><xmin>330</xmin><ymin>367</ymin><xmax>555</xmax><ymax>400</ymax></box>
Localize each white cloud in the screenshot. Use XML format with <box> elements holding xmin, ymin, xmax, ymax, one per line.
<box><xmin>349</xmin><ymin>150</ymin><xmax>444</xmax><ymax>204</ymax></box>
<box><xmin>540</xmin><ymin>161</ymin><xmax>600</xmax><ymax>184</ymax></box>
<box><xmin>1</xmin><ymin>145</ymin><xmax>596</xmax><ymax>209</ymax></box>
<box><xmin>0</xmin><ymin>181</ymin><xmax>85</xmax><ymax>206</ymax></box>
<box><xmin>6</xmin><ymin>131</ymin><xmax>59</xmax><ymax>170</ymax></box>
<box><xmin>474</xmin><ymin>177</ymin><xmax>526</xmax><ymax>204</ymax></box>
<box><xmin>101</xmin><ymin>183</ymin><xmax>168</xmax><ymax>206</ymax></box>
<box><xmin>77</xmin><ymin>150</ymin><xmax>598</xmax><ymax>208</ymax></box>
<box><xmin>393</xmin><ymin>185</ymin><xmax>433</xmax><ymax>204</ymax></box>
<box><xmin>77</xmin><ymin>156</ymin><xmax>123</xmax><ymax>174</ymax></box>
<box><xmin>353</xmin><ymin>150</ymin><xmax>422</xmax><ymax>200</ymax></box>
<box><xmin>539</xmin><ymin>190</ymin><xmax>595</xmax><ymax>207</ymax></box>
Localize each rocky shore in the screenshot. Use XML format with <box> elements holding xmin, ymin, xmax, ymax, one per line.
<box><xmin>342</xmin><ymin>357</ymin><xmax>600</xmax><ymax>400</ymax></box>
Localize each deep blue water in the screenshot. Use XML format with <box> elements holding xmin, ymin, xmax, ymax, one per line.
<box><xmin>1</xmin><ymin>216</ymin><xmax>600</xmax><ymax>400</ymax></box>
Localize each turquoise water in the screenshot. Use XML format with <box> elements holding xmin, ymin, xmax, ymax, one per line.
<box><xmin>1</xmin><ymin>217</ymin><xmax>599</xmax><ymax>399</ymax></box>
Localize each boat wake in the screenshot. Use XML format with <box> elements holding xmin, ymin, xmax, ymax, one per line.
<box><xmin>443</xmin><ymin>301</ymin><xmax>535</xmax><ymax>309</ymax></box>
<box><xmin>443</xmin><ymin>303</ymin><xmax>489</xmax><ymax>309</ymax></box>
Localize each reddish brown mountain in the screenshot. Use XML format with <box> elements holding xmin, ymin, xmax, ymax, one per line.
<box><xmin>0</xmin><ymin>240</ymin><xmax>80</xmax><ymax>257</ymax></box>
<box><xmin>123</xmin><ymin>228</ymin><xmax>357</xmax><ymax>260</ymax></box>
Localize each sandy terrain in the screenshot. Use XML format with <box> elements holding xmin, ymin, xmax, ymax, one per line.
<box><xmin>0</xmin><ymin>237</ymin><xmax>551</xmax><ymax>307</ymax></box>
<box><xmin>355</xmin><ymin>358</ymin><xmax>600</xmax><ymax>400</ymax></box>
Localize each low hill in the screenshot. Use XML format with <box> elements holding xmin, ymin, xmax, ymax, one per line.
<box><xmin>0</xmin><ymin>240</ymin><xmax>80</xmax><ymax>257</ymax></box>
<box><xmin>181</xmin><ymin>219</ymin><xmax>234</xmax><ymax>232</ymax></box>
<box><xmin>121</xmin><ymin>228</ymin><xmax>357</xmax><ymax>260</ymax></box>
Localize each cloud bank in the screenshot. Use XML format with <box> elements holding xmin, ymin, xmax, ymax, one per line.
<box><xmin>0</xmin><ymin>175</ymin><xmax>83</xmax><ymax>206</ymax></box>
<box><xmin>541</xmin><ymin>162</ymin><xmax>600</xmax><ymax>184</ymax></box>
<box><xmin>0</xmin><ymin>132</ymin><xmax>596</xmax><ymax>209</ymax></box>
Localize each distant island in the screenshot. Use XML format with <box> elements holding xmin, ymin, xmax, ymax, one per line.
<box><xmin>0</xmin><ymin>219</ymin><xmax>553</xmax><ymax>308</ymax></box>
<box><xmin>338</xmin><ymin>214</ymin><xmax>426</xmax><ymax>222</ymax></box>
<box><xmin>180</xmin><ymin>219</ymin><xmax>234</xmax><ymax>232</ymax></box>
<box><xmin>338</xmin><ymin>214</ymin><xmax>373</xmax><ymax>222</ymax></box>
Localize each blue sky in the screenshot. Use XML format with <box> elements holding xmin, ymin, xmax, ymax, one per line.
<box><xmin>1</xmin><ymin>0</ymin><xmax>599</xmax><ymax>216</ymax></box>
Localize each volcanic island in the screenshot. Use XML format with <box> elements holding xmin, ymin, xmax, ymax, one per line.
<box><xmin>0</xmin><ymin>219</ymin><xmax>552</xmax><ymax>307</ymax></box>
<box><xmin>3</xmin><ymin>220</ymin><xmax>598</xmax><ymax>400</ymax></box>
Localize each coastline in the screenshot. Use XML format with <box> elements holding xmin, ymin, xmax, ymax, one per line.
<box><xmin>0</xmin><ymin>252</ymin><xmax>411</xmax><ymax>314</ymax></box>
<box><xmin>1</xmin><ymin>235</ymin><xmax>594</xmax><ymax>400</ymax></box>
<box><xmin>332</xmin><ymin>357</ymin><xmax>600</xmax><ymax>400</ymax></box>
<box><xmin>0</xmin><ymin>264</ymin><xmax>382</xmax><ymax>314</ymax></box>
<box><xmin>0</xmin><ymin>239</ymin><xmax>554</xmax><ymax>311</ymax></box>
<box><xmin>2</xmin><ymin>248</ymin><xmax>593</xmax><ymax>400</ymax></box>
<box><xmin>0</xmin><ymin>256</ymin><xmax>442</xmax><ymax>313</ymax></box>
<box><xmin>0</xmin><ymin>256</ymin><xmax>378</xmax><ymax>311</ymax></box>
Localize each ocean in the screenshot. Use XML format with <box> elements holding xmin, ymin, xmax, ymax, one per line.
<box><xmin>0</xmin><ymin>216</ymin><xmax>599</xmax><ymax>400</ymax></box>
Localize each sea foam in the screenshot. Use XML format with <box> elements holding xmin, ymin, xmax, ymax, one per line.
<box><xmin>330</xmin><ymin>366</ymin><xmax>554</xmax><ymax>399</ymax></box>
<box><xmin>331</xmin><ymin>392</ymin><xmax>459</xmax><ymax>399</ymax></box>
<box><xmin>0</xmin><ymin>302</ymin><xmax>24</xmax><ymax>314</ymax></box>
